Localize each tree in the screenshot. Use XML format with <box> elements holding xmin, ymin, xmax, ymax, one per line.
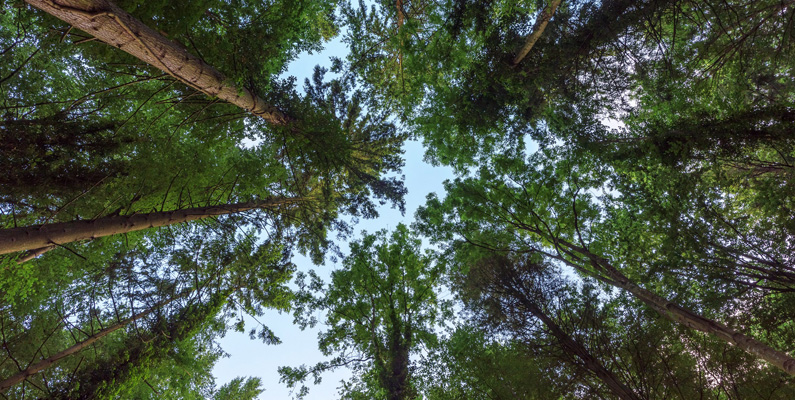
<box><xmin>281</xmin><ymin>224</ymin><xmax>447</xmax><ymax>399</ymax></box>
<box><xmin>4</xmin><ymin>0</ymin><xmax>795</xmax><ymax>395</ymax></box>
<box><xmin>23</xmin><ymin>0</ymin><xmax>327</xmax><ymax>125</ymax></box>
<box><xmin>213</xmin><ymin>377</ymin><xmax>265</xmax><ymax>400</ymax></box>
<box><xmin>420</xmin><ymin>327</ymin><xmax>581</xmax><ymax>400</ymax></box>
<box><xmin>0</xmin><ymin>287</ymin><xmax>191</xmax><ymax>392</ymax></box>
<box><xmin>425</xmin><ymin>259</ymin><xmax>793</xmax><ymax>399</ymax></box>
<box><xmin>512</xmin><ymin>0</ymin><xmax>562</xmax><ymax>65</ymax></box>
<box><xmin>0</xmin><ymin>217</ymin><xmax>295</xmax><ymax>398</ymax></box>
<box><xmin>47</xmin><ymin>289</ymin><xmax>231</xmax><ymax>400</ymax></box>
<box><xmin>461</xmin><ymin>255</ymin><xmax>641</xmax><ymax>400</ymax></box>
<box><xmin>417</xmin><ymin>151</ymin><xmax>795</xmax><ymax>378</ymax></box>
<box><xmin>1</xmin><ymin>1</ymin><xmax>406</xmax><ymax>301</ymax></box>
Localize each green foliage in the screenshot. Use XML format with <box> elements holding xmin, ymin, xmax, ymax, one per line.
<box><xmin>420</xmin><ymin>327</ymin><xmax>578</xmax><ymax>400</ymax></box>
<box><xmin>282</xmin><ymin>224</ymin><xmax>447</xmax><ymax>399</ymax></box>
<box><xmin>3</xmin><ymin>0</ymin><xmax>795</xmax><ymax>396</ymax></box>
<box><xmin>213</xmin><ymin>377</ymin><xmax>265</xmax><ymax>400</ymax></box>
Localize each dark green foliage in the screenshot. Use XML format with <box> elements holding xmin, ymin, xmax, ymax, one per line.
<box><xmin>0</xmin><ymin>113</ymin><xmax>128</xmax><ymax>199</ymax></box>
<box><xmin>0</xmin><ymin>220</ymin><xmax>295</xmax><ymax>398</ymax></box>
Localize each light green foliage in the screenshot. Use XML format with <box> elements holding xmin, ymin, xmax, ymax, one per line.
<box><xmin>281</xmin><ymin>224</ymin><xmax>447</xmax><ymax>399</ymax></box>
<box><xmin>0</xmin><ymin>0</ymin><xmax>407</xmax><ymax>298</ymax></box>
<box><xmin>213</xmin><ymin>377</ymin><xmax>265</xmax><ymax>400</ymax></box>
<box><xmin>415</xmin><ymin>139</ymin><xmax>795</xmax><ymax>391</ymax></box>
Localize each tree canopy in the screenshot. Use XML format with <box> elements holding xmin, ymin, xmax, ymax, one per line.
<box><xmin>2</xmin><ymin>0</ymin><xmax>794</xmax><ymax>398</ymax></box>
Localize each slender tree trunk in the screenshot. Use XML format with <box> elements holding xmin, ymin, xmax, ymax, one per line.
<box><xmin>396</xmin><ymin>0</ymin><xmax>406</xmax><ymax>87</ymax></box>
<box><xmin>396</xmin><ymin>0</ymin><xmax>405</xmax><ymax>28</ymax></box>
<box><xmin>51</xmin><ymin>288</ymin><xmax>234</xmax><ymax>399</ymax></box>
<box><xmin>0</xmin><ymin>197</ymin><xmax>300</xmax><ymax>255</ymax></box>
<box><xmin>511</xmin><ymin>292</ymin><xmax>641</xmax><ymax>400</ymax></box>
<box><xmin>25</xmin><ymin>0</ymin><xmax>290</xmax><ymax>125</ymax></box>
<box><xmin>0</xmin><ymin>292</ymin><xmax>185</xmax><ymax>391</ymax></box>
<box><xmin>512</xmin><ymin>0</ymin><xmax>562</xmax><ymax>65</ymax></box>
<box><xmin>555</xmin><ymin>239</ymin><xmax>795</xmax><ymax>376</ymax></box>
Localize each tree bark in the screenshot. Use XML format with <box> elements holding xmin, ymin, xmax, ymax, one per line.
<box><xmin>512</xmin><ymin>0</ymin><xmax>562</xmax><ymax>65</ymax></box>
<box><xmin>396</xmin><ymin>0</ymin><xmax>405</xmax><ymax>28</ymax></box>
<box><xmin>16</xmin><ymin>245</ymin><xmax>56</xmax><ymax>264</ymax></box>
<box><xmin>381</xmin><ymin>307</ymin><xmax>411</xmax><ymax>400</ymax></box>
<box><xmin>25</xmin><ymin>0</ymin><xmax>290</xmax><ymax>125</ymax></box>
<box><xmin>0</xmin><ymin>197</ymin><xmax>301</xmax><ymax>255</ymax></box>
<box><xmin>0</xmin><ymin>292</ymin><xmax>186</xmax><ymax>391</ymax></box>
<box><xmin>554</xmin><ymin>239</ymin><xmax>795</xmax><ymax>377</ymax></box>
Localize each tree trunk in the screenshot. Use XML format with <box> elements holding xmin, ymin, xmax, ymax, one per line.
<box><xmin>512</xmin><ymin>292</ymin><xmax>641</xmax><ymax>400</ymax></box>
<box><xmin>396</xmin><ymin>0</ymin><xmax>405</xmax><ymax>28</ymax></box>
<box><xmin>512</xmin><ymin>0</ymin><xmax>562</xmax><ymax>65</ymax></box>
<box><xmin>0</xmin><ymin>197</ymin><xmax>300</xmax><ymax>255</ymax></box>
<box><xmin>25</xmin><ymin>0</ymin><xmax>290</xmax><ymax>125</ymax></box>
<box><xmin>494</xmin><ymin>262</ymin><xmax>641</xmax><ymax>400</ymax></box>
<box><xmin>16</xmin><ymin>245</ymin><xmax>55</xmax><ymax>263</ymax></box>
<box><xmin>383</xmin><ymin>309</ymin><xmax>411</xmax><ymax>400</ymax></box>
<box><xmin>51</xmin><ymin>288</ymin><xmax>234</xmax><ymax>399</ymax></box>
<box><xmin>555</xmin><ymin>239</ymin><xmax>795</xmax><ymax>377</ymax></box>
<box><xmin>0</xmin><ymin>292</ymin><xmax>185</xmax><ymax>391</ymax></box>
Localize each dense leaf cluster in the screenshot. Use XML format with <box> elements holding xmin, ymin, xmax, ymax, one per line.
<box><xmin>2</xmin><ymin>0</ymin><xmax>795</xmax><ymax>398</ymax></box>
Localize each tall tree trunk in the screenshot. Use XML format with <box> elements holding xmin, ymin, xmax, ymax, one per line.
<box><xmin>554</xmin><ymin>239</ymin><xmax>795</xmax><ymax>376</ymax></box>
<box><xmin>396</xmin><ymin>0</ymin><xmax>406</xmax><ymax>88</ymax></box>
<box><xmin>509</xmin><ymin>290</ymin><xmax>641</xmax><ymax>400</ymax></box>
<box><xmin>25</xmin><ymin>0</ymin><xmax>290</xmax><ymax>125</ymax></box>
<box><xmin>0</xmin><ymin>291</ymin><xmax>187</xmax><ymax>391</ymax></box>
<box><xmin>0</xmin><ymin>197</ymin><xmax>301</xmax><ymax>255</ymax></box>
<box><xmin>512</xmin><ymin>0</ymin><xmax>562</xmax><ymax>65</ymax></box>
<box><xmin>477</xmin><ymin>259</ymin><xmax>641</xmax><ymax>400</ymax></box>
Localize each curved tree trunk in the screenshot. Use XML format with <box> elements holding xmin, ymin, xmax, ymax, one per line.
<box><xmin>512</xmin><ymin>0</ymin><xmax>562</xmax><ymax>65</ymax></box>
<box><xmin>0</xmin><ymin>197</ymin><xmax>301</xmax><ymax>255</ymax></box>
<box><xmin>25</xmin><ymin>0</ymin><xmax>290</xmax><ymax>125</ymax></box>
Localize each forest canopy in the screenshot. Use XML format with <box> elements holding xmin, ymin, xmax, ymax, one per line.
<box><xmin>1</xmin><ymin>0</ymin><xmax>794</xmax><ymax>399</ymax></box>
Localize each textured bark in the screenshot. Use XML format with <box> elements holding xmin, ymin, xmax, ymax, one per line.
<box><xmin>512</xmin><ymin>0</ymin><xmax>562</xmax><ymax>65</ymax></box>
<box><xmin>555</xmin><ymin>239</ymin><xmax>795</xmax><ymax>377</ymax></box>
<box><xmin>25</xmin><ymin>0</ymin><xmax>290</xmax><ymax>125</ymax></box>
<box><xmin>396</xmin><ymin>0</ymin><xmax>405</xmax><ymax>80</ymax></box>
<box><xmin>0</xmin><ymin>197</ymin><xmax>300</xmax><ymax>255</ymax></box>
<box><xmin>0</xmin><ymin>292</ymin><xmax>184</xmax><ymax>391</ymax></box>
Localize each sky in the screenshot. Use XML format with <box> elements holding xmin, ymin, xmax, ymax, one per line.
<box><xmin>211</xmin><ymin>36</ymin><xmax>456</xmax><ymax>399</ymax></box>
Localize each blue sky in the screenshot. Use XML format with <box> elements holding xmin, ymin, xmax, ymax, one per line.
<box><xmin>212</xmin><ymin>36</ymin><xmax>455</xmax><ymax>399</ymax></box>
